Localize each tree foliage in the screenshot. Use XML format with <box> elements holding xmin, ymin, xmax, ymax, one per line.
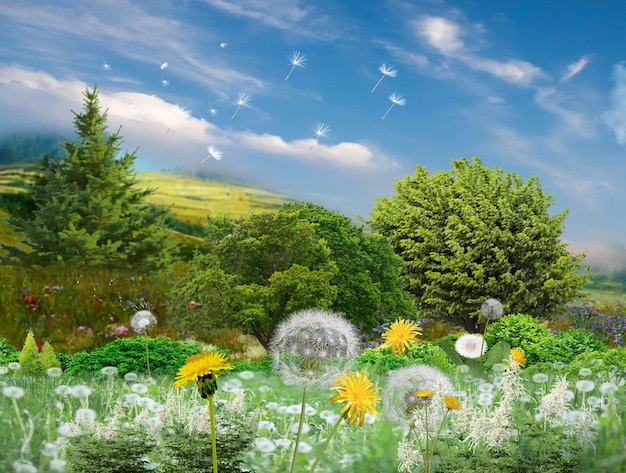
<box><xmin>169</xmin><ymin>211</ymin><xmax>338</xmax><ymax>349</ymax></box>
<box><xmin>370</xmin><ymin>157</ymin><xmax>588</xmax><ymax>331</ymax></box>
<box><xmin>1</xmin><ymin>86</ymin><xmax>176</xmax><ymax>270</ymax></box>
<box><xmin>281</xmin><ymin>202</ymin><xmax>416</xmax><ymax>331</ymax></box>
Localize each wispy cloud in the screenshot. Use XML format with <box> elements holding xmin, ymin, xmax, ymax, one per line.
<box><xmin>410</xmin><ymin>15</ymin><xmax>545</xmax><ymax>86</ymax></box>
<box><xmin>602</xmin><ymin>62</ymin><xmax>626</xmax><ymax>145</ymax></box>
<box><xmin>560</xmin><ymin>55</ymin><xmax>591</xmax><ymax>83</ymax></box>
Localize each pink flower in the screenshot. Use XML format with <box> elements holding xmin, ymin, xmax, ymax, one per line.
<box><xmin>112</xmin><ymin>326</ymin><xmax>129</xmax><ymax>337</ymax></box>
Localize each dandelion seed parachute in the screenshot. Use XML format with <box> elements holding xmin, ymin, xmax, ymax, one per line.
<box><xmin>309</xmin><ymin>122</ymin><xmax>330</xmax><ymax>150</ymax></box>
<box><xmin>285</xmin><ymin>50</ymin><xmax>307</xmax><ymax>80</ymax></box>
<box><xmin>381</xmin><ymin>92</ymin><xmax>406</xmax><ymax>120</ymax></box>
<box><xmin>231</xmin><ymin>91</ymin><xmax>251</xmax><ymax>119</ymax></box>
<box><xmin>371</xmin><ymin>63</ymin><xmax>397</xmax><ymax>93</ymax></box>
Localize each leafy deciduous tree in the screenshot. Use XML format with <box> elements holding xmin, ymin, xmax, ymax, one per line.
<box><xmin>370</xmin><ymin>156</ymin><xmax>589</xmax><ymax>331</ymax></box>
<box><xmin>1</xmin><ymin>86</ymin><xmax>176</xmax><ymax>270</ymax></box>
<box><xmin>169</xmin><ymin>211</ymin><xmax>338</xmax><ymax>349</ymax></box>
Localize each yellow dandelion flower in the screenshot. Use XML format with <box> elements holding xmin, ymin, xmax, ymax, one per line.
<box><xmin>380</xmin><ymin>319</ymin><xmax>422</xmax><ymax>356</ymax></box>
<box><xmin>443</xmin><ymin>394</ymin><xmax>462</xmax><ymax>410</ymax></box>
<box><xmin>174</xmin><ymin>351</ymin><xmax>234</xmax><ymax>393</ymax></box>
<box><xmin>330</xmin><ymin>370</ymin><xmax>381</xmax><ymax>427</ymax></box>
<box><xmin>416</xmin><ymin>389</ymin><xmax>435</xmax><ymax>398</ymax></box>
<box><xmin>509</xmin><ymin>348</ymin><xmax>526</xmax><ymax>368</ymax></box>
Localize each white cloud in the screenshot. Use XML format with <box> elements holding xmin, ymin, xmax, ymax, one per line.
<box><xmin>0</xmin><ymin>65</ymin><xmax>386</xmax><ymax>171</ymax></box>
<box><xmin>413</xmin><ymin>16</ymin><xmax>464</xmax><ymax>55</ymax></box>
<box><xmin>560</xmin><ymin>55</ymin><xmax>591</xmax><ymax>83</ymax></box>
<box><xmin>602</xmin><ymin>62</ymin><xmax>626</xmax><ymax>145</ymax></box>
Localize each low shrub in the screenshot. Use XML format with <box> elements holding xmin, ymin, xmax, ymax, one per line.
<box><xmin>484</xmin><ymin>314</ymin><xmax>552</xmax><ymax>363</ymax></box>
<box><xmin>355</xmin><ymin>341</ymin><xmax>456</xmax><ymax>376</ymax></box>
<box><xmin>565</xmin><ymin>347</ymin><xmax>626</xmax><ymax>378</ymax></box>
<box><xmin>63</xmin><ymin>336</ymin><xmax>203</xmax><ymax>377</ymax></box>
<box><xmin>538</xmin><ymin>328</ymin><xmax>607</xmax><ymax>363</ymax></box>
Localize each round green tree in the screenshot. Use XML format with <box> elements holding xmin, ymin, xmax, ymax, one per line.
<box><xmin>370</xmin><ymin>157</ymin><xmax>589</xmax><ymax>331</ymax></box>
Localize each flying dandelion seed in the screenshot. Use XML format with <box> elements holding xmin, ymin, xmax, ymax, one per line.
<box><xmin>231</xmin><ymin>92</ymin><xmax>251</xmax><ymax>119</ymax></box>
<box><xmin>102</xmin><ymin>58</ymin><xmax>111</xmax><ymax>72</ymax></box>
<box><xmin>160</xmin><ymin>73</ymin><xmax>169</xmax><ymax>87</ymax></box>
<box><xmin>220</xmin><ymin>42</ymin><xmax>228</xmax><ymax>48</ymax></box>
<box><xmin>371</xmin><ymin>63</ymin><xmax>397</xmax><ymax>93</ymax></box>
<box><xmin>381</xmin><ymin>92</ymin><xmax>406</xmax><ymax>120</ymax></box>
<box><xmin>165</xmin><ymin>127</ymin><xmax>171</xmax><ymax>135</ymax></box>
<box><xmin>309</xmin><ymin>122</ymin><xmax>330</xmax><ymax>150</ymax></box>
<box><xmin>160</xmin><ymin>61</ymin><xmax>168</xmax><ymax>70</ymax></box>
<box><xmin>197</xmin><ymin>145</ymin><xmax>223</xmax><ymax>166</ymax></box>
<box><xmin>208</xmin><ymin>102</ymin><xmax>218</xmax><ymax>116</ymax></box>
<box><xmin>285</xmin><ymin>51</ymin><xmax>307</xmax><ymax>80</ymax></box>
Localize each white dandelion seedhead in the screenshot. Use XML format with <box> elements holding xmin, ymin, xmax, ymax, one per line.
<box><xmin>220</xmin><ymin>42</ymin><xmax>228</xmax><ymax>48</ymax></box>
<box><xmin>371</xmin><ymin>63</ymin><xmax>398</xmax><ymax>93</ymax></box>
<box><xmin>382</xmin><ymin>365</ymin><xmax>454</xmax><ymax>424</ymax></box>
<box><xmin>381</xmin><ymin>92</ymin><xmax>407</xmax><ymax>120</ymax></box>
<box><xmin>160</xmin><ymin>61</ymin><xmax>168</xmax><ymax>70</ymax></box>
<box><xmin>131</xmin><ymin>310</ymin><xmax>157</xmax><ymax>334</ymax></box>
<box><xmin>2</xmin><ymin>386</ymin><xmax>25</xmax><ymax>399</ymax></box>
<box><xmin>285</xmin><ymin>50</ymin><xmax>307</xmax><ymax>80</ymax></box>
<box><xmin>231</xmin><ymin>91</ymin><xmax>252</xmax><ymax>119</ymax></box>
<box><xmin>160</xmin><ymin>73</ymin><xmax>169</xmax><ymax>87</ymax></box>
<box><xmin>454</xmin><ymin>333</ymin><xmax>487</xmax><ymax>359</ymax></box>
<box><xmin>270</xmin><ymin>308</ymin><xmax>359</xmax><ymax>388</ymax></box>
<box><xmin>481</xmin><ymin>298</ymin><xmax>504</xmax><ymax>321</ymax></box>
<box><xmin>208</xmin><ymin>102</ymin><xmax>218</xmax><ymax>116</ymax></box>
<box><xmin>102</xmin><ymin>58</ymin><xmax>111</xmax><ymax>72</ymax></box>
<box><xmin>309</xmin><ymin>122</ymin><xmax>330</xmax><ymax>150</ymax></box>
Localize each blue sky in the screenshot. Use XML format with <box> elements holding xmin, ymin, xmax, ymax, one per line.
<box><xmin>1</xmin><ymin>1</ymin><xmax>626</xmax><ymax>259</ymax></box>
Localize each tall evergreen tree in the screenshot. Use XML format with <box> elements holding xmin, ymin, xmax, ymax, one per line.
<box><xmin>1</xmin><ymin>86</ymin><xmax>176</xmax><ymax>270</ymax></box>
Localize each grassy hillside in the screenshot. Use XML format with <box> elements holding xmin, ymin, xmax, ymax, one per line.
<box><xmin>0</xmin><ymin>164</ymin><xmax>291</xmax><ymax>225</ymax></box>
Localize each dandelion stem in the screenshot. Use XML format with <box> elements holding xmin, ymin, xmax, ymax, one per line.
<box><xmin>145</xmin><ymin>334</ymin><xmax>151</xmax><ymax>378</ymax></box>
<box><xmin>371</xmin><ymin>77</ymin><xmax>384</xmax><ymax>93</ymax></box>
<box><xmin>428</xmin><ymin>410</ymin><xmax>450</xmax><ymax>473</ymax></box>
<box><xmin>11</xmin><ymin>398</ymin><xmax>27</xmax><ymax>439</ymax></box>
<box><xmin>290</xmin><ymin>386</ymin><xmax>308</xmax><ymax>473</ymax></box>
<box><xmin>309</xmin><ymin>413</ymin><xmax>345</xmax><ymax>473</ymax></box>
<box><xmin>382</xmin><ymin>105</ymin><xmax>394</xmax><ymax>120</ymax></box>
<box><xmin>209</xmin><ymin>394</ymin><xmax>218</xmax><ymax>473</ymax></box>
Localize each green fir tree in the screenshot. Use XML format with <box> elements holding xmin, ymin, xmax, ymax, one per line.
<box><xmin>40</xmin><ymin>341</ymin><xmax>61</xmax><ymax>371</ymax></box>
<box><xmin>1</xmin><ymin>85</ymin><xmax>177</xmax><ymax>270</ymax></box>
<box><xmin>18</xmin><ymin>330</ymin><xmax>41</xmax><ymax>375</ymax></box>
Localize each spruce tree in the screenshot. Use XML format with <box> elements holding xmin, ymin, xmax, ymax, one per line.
<box><xmin>1</xmin><ymin>86</ymin><xmax>176</xmax><ymax>270</ymax></box>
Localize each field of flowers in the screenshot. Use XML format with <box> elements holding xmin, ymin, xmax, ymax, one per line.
<box><xmin>2</xmin><ymin>306</ymin><xmax>626</xmax><ymax>472</ymax></box>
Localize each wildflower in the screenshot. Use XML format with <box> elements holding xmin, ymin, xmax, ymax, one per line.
<box><xmin>380</xmin><ymin>318</ymin><xmax>422</xmax><ymax>356</ymax></box>
<box><xmin>12</xmin><ymin>460</ymin><xmax>37</xmax><ymax>473</ymax></box>
<box><xmin>455</xmin><ymin>333</ymin><xmax>488</xmax><ymax>359</ymax></box>
<box><xmin>537</xmin><ymin>376</ymin><xmax>571</xmax><ymax>427</ymax></box>
<box><xmin>55</xmin><ymin>385</ymin><xmax>71</xmax><ymax>395</ymax></box>
<box><xmin>101</xmin><ymin>366</ymin><xmax>118</xmax><ymax>376</ymax></box>
<box><xmin>174</xmin><ymin>351</ymin><xmax>234</xmax><ymax>396</ymax></box>
<box><xmin>58</xmin><ymin>422</ymin><xmax>82</xmax><ymax>437</ymax></box>
<box><xmin>579</xmin><ymin>368</ymin><xmax>593</xmax><ymax>377</ymax></box>
<box><xmin>481</xmin><ymin>298</ymin><xmax>504</xmax><ymax>321</ymax></box>
<box><xmin>533</xmin><ymin>373</ymin><xmax>549</xmax><ymax>383</ymax></box>
<box><xmin>131</xmin><ymin>383</ymin><xmax>148</xmax><ymax>394</ymax></box>
<box><xmin>75</xmin><ymin>408</ymin><xmax>97</xmax><ymax>425</ymax></box>
<box><xmin>70</xmin><ymin>384</ymin><xmax>92</xmax><ymax>398</ymax></box>
<box><xmin>509</xmin><ymin>348</ymin><xmax>526</xmax><ymax>367</ymax></box>
<box><xmin>383</xmin><ymin>365</ymin><xmax>454</xmax><ymax>424</ymax></box>
<box><xmin>575</xmin><ymin>379</ymin><xmax>596</xmax><ymax>393</ymax></box>
<box><xmin>371</xmin><ymin>63</ymin><xmax>398</xmax><ymax>93</ymax></box>
<box><xmin>599</xmin><ymin>381</ymin><xmax>619</xmax><ymax>395</ymax></box>
<box><xmin>255</xmin><ymin>437</ymin><xmax>277</xmax><ymax>453</ymax></box>
<box><xmin>285</xmin><ymin>50</ymin><xmax>307</xmax><ymax>80</ymax></box>
<box><xmin>270</xmin><ymin>308</ymin><xmax>359</xmax><ymax>388</ymax></box>
<box><xmin>238</xmin><ymin>370</ymin><xmax>255</xmax><ymax>379</ymax></box>
<box><xmin>8</xmin><ymin>362</ymin><xmax>20</xmax><ymax>370</ymax></box>
<box><xmin>443</xmin><ymin>394</ymin><xmax>462</xmax><ymax>410</ymax></box>
<box><xmin>124</xmin><ymin>372</ymin><xmax>139</xmax><ymax>382</ymax></box>
<box><xmin>111</xmin><ymin>325</ymin><xmax>129</xmax><ymax>336</ymax></box>
<box><xmin>381</xmin><ymin>92</ymin><xmax>406</xmax><ymax>120</ymax></box>
<box><xmin>46</xmin><ymin>367</ymin><xmax>63</xmax><ymax>377</ymax></box>
<box><xmin>130</xmin><ymin>310</ymin><xmax>157</xmax><ymax>334</ymax></box>
<box><xmin>330</xmin><ymin>370</ymin><xmax>381</xmax><ymax>427</ymax></box>
<box><xmin>0</xmin><ymin>366</ymin><xmax>8</xmax><ymax>375</ymax></box>
<box><xmin>41</xmin><ymin>442</ymin><xmax>59</xmax><ymax>457</ymax></box>
<box><xmin>49</xmin><ymin>460</ymin><xmax>67</xmax><ymax>472</ymax></box>
<box><xmin>2</xmin><ymin>386</ymin><xmax>25</xmax><ymax>399</ymax></box>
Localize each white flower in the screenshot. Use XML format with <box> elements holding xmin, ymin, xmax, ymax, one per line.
<box><xmin>2</xmin><ymin>386</ymin><xmax>25</xmax><ymax>399</ymax></box>
<box><xmin>290</xmin><ymin>422</ymin><xmax>310</xmax><ymax>434</ymax></box>
<box><xmin>0</xmin><ymin>366</ymin><xmax>9</xmax><ymax>375</ymax></box>
<box><xmin>70</xmin><ymin>384</ymin><xmax>92</xmax><ymax>398</ymax></box>
<box><xmin>477</xmin><ymin>392</ymin><xmax>494</xmax><ymax>406</ymax></box>
<box><xmin>576</xmin><ymin>380</ymin><xmax>596</xmax><ymax>393</ymax></box>
<box><xmin>481</xmin><ymin>298</ymin><xmax>504</xmax><ymax>321</ymax></box>
<box><xmin>131</xmin><ymin>383</ymin><xmax>148</xmax><ymax>394</ymax></box>
<box><xmin>130</xmin><ymin>310</ymin><xmax>157</xmax><ymax>334</ymax></box>
<box><xmin>124</xmin><ymin>372</ymin><xmax>139</xmax><ymax>382</ymax></box>
<box><xmin>270</xmin><ymin>308</ymin><xmax>359</xmax><ymax>389</ymax></box>
<box><xmin>238</xmin><ymin>370</ymin><xmax>255</xmax><ymax>379</ymax></box>
<box><xmin>455</xmin><ymin>334</ymin><xmax>488</xmax><ymax>359</ymax></box>
<box><xmin>257</xmin><ymin>420</ymin><xmax>275</xmax><ymax>431</ymax></box>
<box><xmin>58</xmin><ymin>422</ymin><xmax>82</xmax><ymax>437</ymax></box>
<box><xmin>297</xmin><ymin>441</ymin><xmax>312</xmax><ymax>453</ymax></box>
<box><xmin>55</xmin><ymin>385</ymin><xmax>72</xmax><ymax>396</ymax></box>
<box><xmin>12</xmin><ymin>460</ymin><xmax>37</xmax><ymax>473</ymax></box>
<box><xmin>49</xmin><ymin>459</ymin><xmax>67</xmax><ymax>472</ymax></box>
<box><xmin>599</xmin><ymin>382</ymin><xmax>618</xmax><ymax>395</ymax></box>
<box><xmin>101</xmin><ymin>366</ymin><xmax>119</xmax><ymax>376</ymax></box>
<box><xmin>41</xmin><ymin>442</ymin><xmax>59</xmax><ymax>457</ymax></box>
<box><xmin>8</xmin><ymin>362</ymin><xmax>20</xmax><ymax>370</ymax></box>
<box><xmin>382</xmin><ymin>365</ymin><xmax>454</xmax><ymax>424</ymax></box>
<box><xmin>578</xmin><ymin>368</ymin><xmax>592</xmax><ymax>377</ymax></box>
<box><xmin>255</xmin><ymin>437</ymin><xmax>277</xmax><ymax>453</ymax></box>
<box><xmin>477</xmin><ymin>382</ymin><xmax>494</xmax><ymax>393</ymax></box>
<box><xmin>75</xmin><ymin>408</ymin><xmax>97</xmax><ymax>425</ymax></box>
<box><xmin>532</xmin><ymin>373</ymin><xmax>549</xmax><ymax>383</ymax></box>
<box><xmin>47</xmin><ymin>367</ymin><xmax>63</xmax><ymax>377</ymax></box>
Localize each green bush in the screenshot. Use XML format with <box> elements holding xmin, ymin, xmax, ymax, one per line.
<box><xmin>231</xmin><ymin>356</ymin><xmax>273</xmax><ymax>374</ymax></box>
<box><xmin>18</xmin><ymin>330</ymin><xmax>42</xmax><ymax>375</ymax></box>
<box><xmin>565</xmin><ymin>347</ymin><xmax>626</xmax><ymax>378</ymax></box>
<box><xmin>355</xmin><ymin>341</ymin><xmax>456</xmax><ymax>376</ymax></box>
<box><xmin>484</xmin><ymin>314</ymin><xmax>552</xmax><ymax>363</ymax></box>
<box><xmin>63</xmin><ymin>336</ymin><xmax>203</xmax><ymax>377</ymax></box>
<box><xmin>0</xmin><ymin>336</ymin><xmax>18</xmax><ymax>360</ymax></box>
<box><xmin>538</xmin><ymin>328</ymin><xmax>607</xmax><ymax>363</ymax></box>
